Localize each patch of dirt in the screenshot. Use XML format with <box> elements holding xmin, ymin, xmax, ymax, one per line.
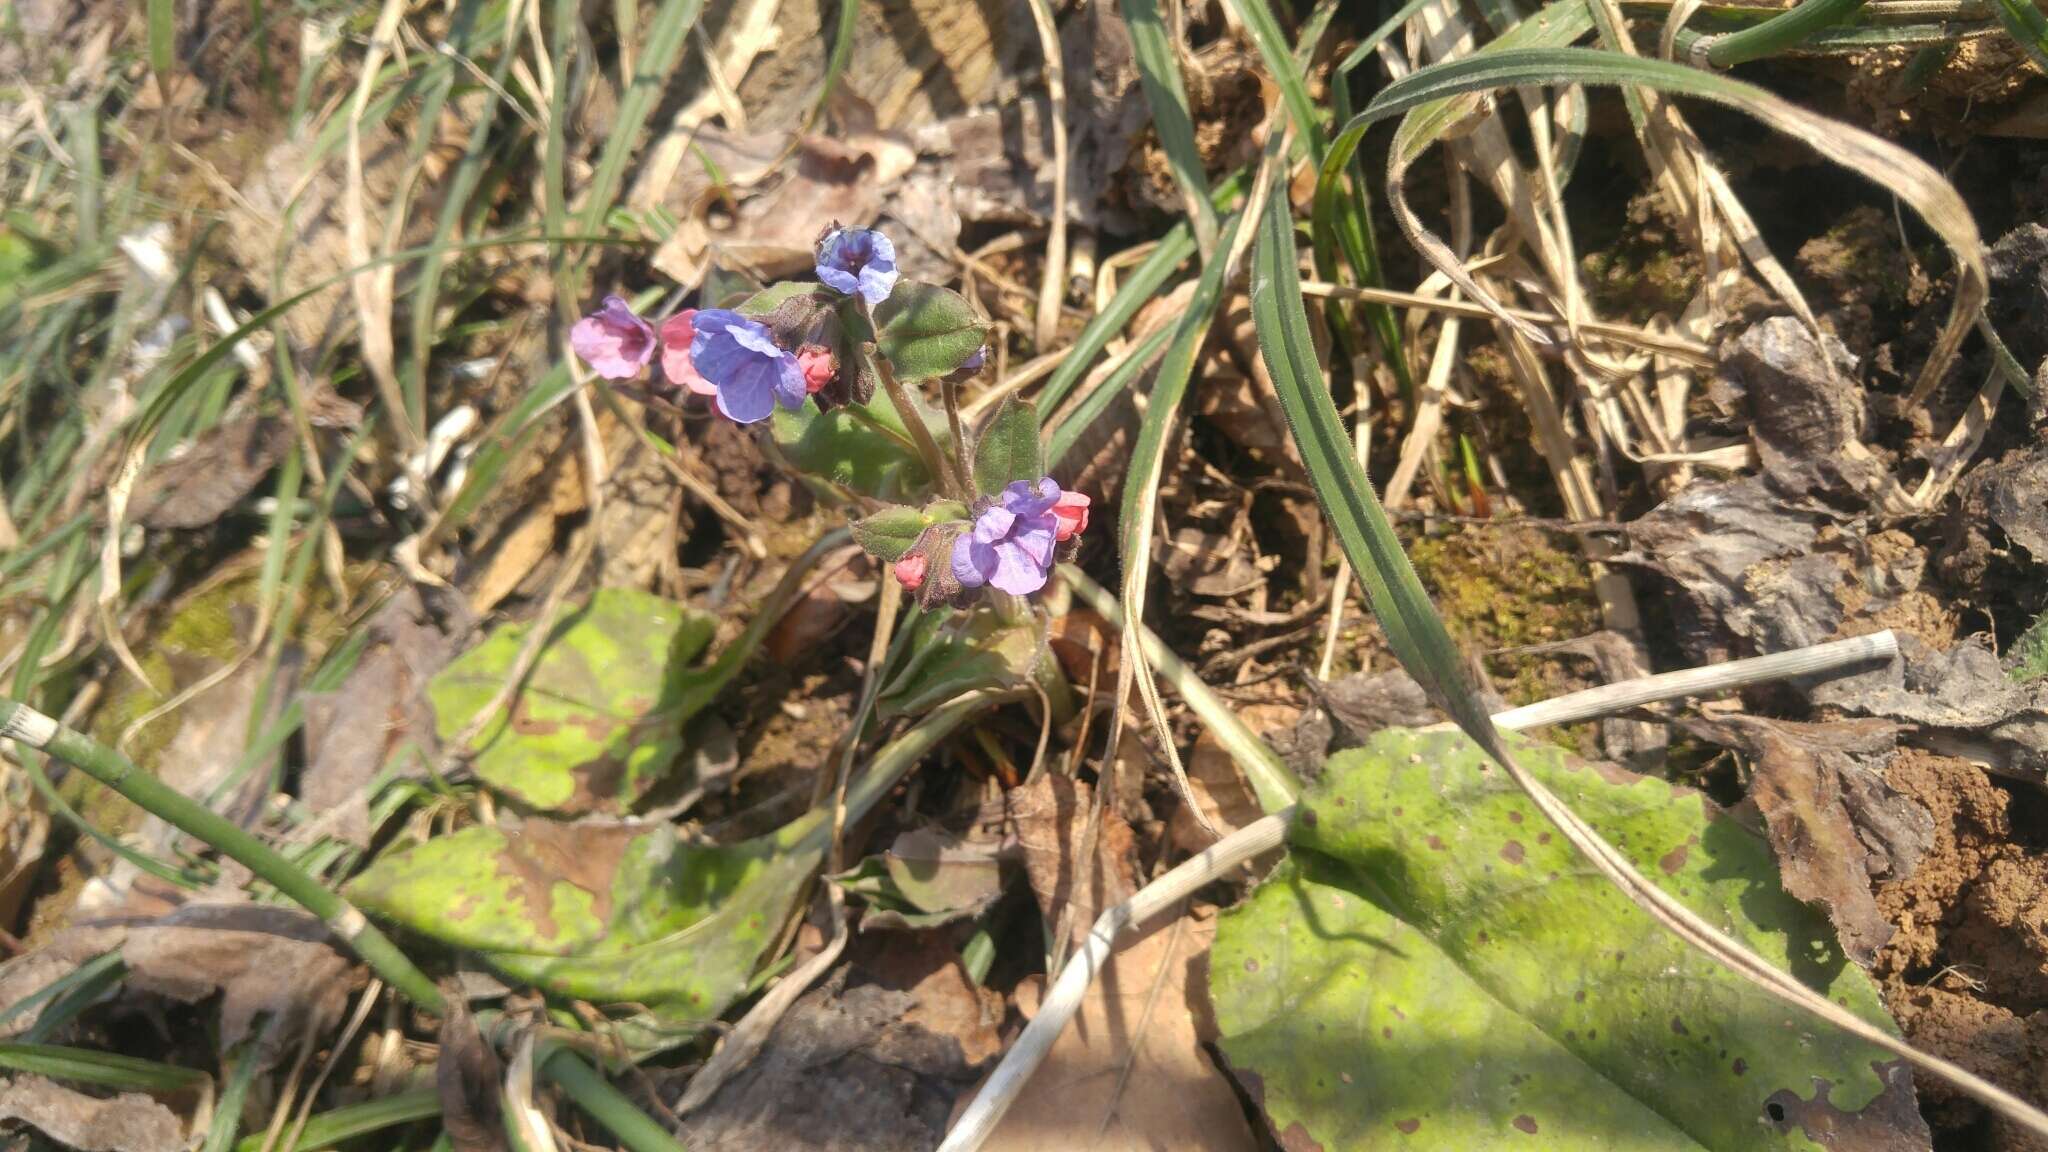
<box><xmin>1875</xmin><ymin>748</ymin><xmax>2048</xmax><ymax>1147</ymax></box>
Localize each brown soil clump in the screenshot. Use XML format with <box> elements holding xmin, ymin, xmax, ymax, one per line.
<box><xmin>1876</xmin><ymin>748</ymin><xmax>2048</xmax><ymax>1148</ymax></box>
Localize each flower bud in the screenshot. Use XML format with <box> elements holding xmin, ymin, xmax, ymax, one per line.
<box><xmin>796</xmin><ymin>344</ymin><xmax>837</xmax><ymax>395</ymax></box>
<box><xmin>1051</xmin><ymin>490</ymin><xmax>1090</xmax><ymax>542</ymax></box>
<box><xmin>893</xmin><ymin>553</ymin><xmax>928</xmax><ymax>590</ymax></box>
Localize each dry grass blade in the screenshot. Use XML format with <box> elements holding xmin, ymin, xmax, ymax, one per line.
<box><xmin>1343</xmin><ymin>45</ymin><xmax>1985</xmax><ymax>405</ymax></box>
<box><xmin>345</xmin><ymin>0</ymin><xmax>423</xmax><ymax>457</ymax></box>
<box><xmin>1026</xmin><ymin>0</ymin><xmax>1071</xmax><ymax>352</ymax></box>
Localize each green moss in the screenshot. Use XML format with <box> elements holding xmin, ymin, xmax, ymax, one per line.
<box><xmin>1408</xmin><ymin>527</ymin><xmax>1604</xmax><ymax>756</ymax></box>
<box><xmin>1580</xmin><ymin>193</ymin><xmax>1703</xmax><ymax>323</ymax></box>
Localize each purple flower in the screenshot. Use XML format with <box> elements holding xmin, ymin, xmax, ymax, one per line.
<box><xmin>570</xmin><ymin>296</ymin><xmax>656</xmax><ymax>379</ymax></box>
<box><xmin>689</xmin><ymin>309</ymin><xmax>807</xmax><ymax>424</ymax></box>
<box><xmin>952</xmin><ymin>478</ymin><xmax>1060</xmax><ymax>596</ymax></box>
<box><xmin>816</xmin><ymin>227</ymin><xmax>899</xmax><ymax>307</ymax></box>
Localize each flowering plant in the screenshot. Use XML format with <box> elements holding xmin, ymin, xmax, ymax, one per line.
<box><xmin>570</xmin><ymin>224</ymin><xmax>1089</xmax><ymax>639</ymax></box>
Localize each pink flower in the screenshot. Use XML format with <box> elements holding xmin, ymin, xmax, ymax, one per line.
<box><xmin>570</xmin><ymin>296</ymin><xmax>655</xmax><ymax>380</ymax></box>
<box><xmin>1051</xmin><ymin>490</ymin><xmax>1090</xmax><ymax>542</ymax></box>
<box><xmin>894</xmin><ymin>553</ymin><xmax>928</xmax><ymax>590</ymax></box>
<box><xmin>796</xmin><ymin>344</ymin><xmax>837</xmax><ymax>395</ymax></box>
<box><xmin>660</xmin><ymin>310</ymin><xmax>715</xmax><ymax>396</ymax></box>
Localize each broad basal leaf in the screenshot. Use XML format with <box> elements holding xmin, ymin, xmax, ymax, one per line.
<box><xmin>1212</xmin><ymin>727</ymin><xmax>1926</xmax><ymax>1151</ymax></box>
<box><xmin>345</xmin><ymin>815</ymin><xmax>814</xmax><ymax>1032</ymax></box>
<box><xmin>429</xmin><ymin>588</ymin><xmax>715</xmax><ymax>814</ymax></box>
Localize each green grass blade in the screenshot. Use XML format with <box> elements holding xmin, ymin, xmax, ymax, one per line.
<box><xmin>1224</xmin><ymin>0</ymin><xmax>1326</xmax><ymax>159</ymax></box>
<box><xmin>1701</xmin><ymin>0</ymin><xmax>1871</xmax><ymax>64</ymax></box>
<box><xmin>576</xmin><ymin>0</ymin><xmax>707</xmax><ymax>243</ymax></box>
<box><xmin>1340</xmin><ymin>0</ymin><xmax>1442</xmax><ymax>73</ymax></box>
<box><xmin>1037</xmin><ymin>230</ymin><xmax>1193</xmax><ymax>413</ymax></box>
<box><xmin>0</xmin><ymin>1043</ymin><xmax>209</xmax><ymax>1093</ymax></box>
<box><xmin>145</xmin><ymin>0</ymin><xmax>175</xmax><ymax>79</ymax></box>
<box><xmin>1250</xmin><ymin>183</ymin><xmax>1505</xmax><ymax>755</ymax></box>
<box><xmin>1120</xmin><ymin>0</ymin><xmax>1217</xmax><ymax>252</ymax></box>
<box><xmin>406</xmin><ymin>0</ymin><xmax>522</xmax><ymax>424</ymax></box>
<box><xmin>806</xmin><ymin>0</ymin><xmax>862</xmax><ymax>131</ymax></box>
<box><xmin>232</xmin><ymin>1089</ymin><xmax>441</xmax><ymax>1152</ymax></box>
<box><xmin>1044</xmin><ymin>322</ymin><xmax>1173</xmax><ymax>468</ymax></box>
<box><xmin>1992</xmin><ymin>0</ymin><xmax>2048</xmax><ymax>69</ymax></box>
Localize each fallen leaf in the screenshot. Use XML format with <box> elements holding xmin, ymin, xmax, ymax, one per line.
<box><xmin>679</xmin><ymin>968</ymin><xmax>982</xmax><ymax>1151</ymax></box>
<box><xmin>1715</xmin><ymin>318</ymin><xmax>1890</xmax><ymax>503</ymax></box>
<box><xmin>118</xmin><ymin>903</ymin><xmax>354</xmax><ymax>1066</ymax></box>
<box><xmin>980</xmin><ymin>910</ymin><xmax>1259</xmax><ymax>1152</ymax></box>
<box><xmin>0</xmin><ymin>1076</ymin><xmax>182</xmax><ymax>1152</ymax></box>
<box><xmin>1006</xmin><ymin>773</ymin><xmax>1138</xmax><ymax>932</ymax></box>
<box><xmin>437</xmin><ymin>989</ymin><xmax>506</xmax><ymax>1152</ymax></box>
<box><xmin>1684</xmin><ymin>715</ymin><xmax>1931</xmax><ymax>963</ymax></box>
<box><xmin>1815</xmin><ymin>635</ymin><xmax>2048</xmax><ymax>784</ymax></box>
<box><xmin>129</xmin><ymin>416</ymin><xmax>290</xmax><ymax>529</ymax></box>
<box><xmin>301</xmin><ymin>583</ymin><xmax>471</xmax><ymax>844</ymax></box>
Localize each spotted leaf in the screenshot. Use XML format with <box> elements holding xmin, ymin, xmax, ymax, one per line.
<box><xmin>1211</xmin><ymin>727</ymin><xmax>1927</xmax><ymax>1151</ymax></box>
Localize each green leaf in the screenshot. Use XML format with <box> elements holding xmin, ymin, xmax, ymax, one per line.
<box><xmin>348</xmin><ymin>817</ymin><xmax>816</xmax><ymax>1020</ymax></box>
<box><xmin>1212</xmin><ymin>727</ymin><xmax>1921</xmax><ymax>1151</ymax></box>
<box><xmin>836</xmin><ymin>828</ymin><xmax>1007</xmax><ymax>930</ymax></box>
<box><xmin>875</xmin><ymin>283</ymin><xmax>989</xmax><ymax>380</ymax></box>
<box><xmin>428</xmin><ymin>589</ymin><xmax>717</xmax><ymax>814</ymax></box>
<box><xmin>971</xmin><ymin>397</ymin><xmax>1045</xmax><ymax>498</ymax></box>
<box><xmin>772</xmin><ymin>401</ymin><xmax>926</xmax><ymax>499</ymax></box>
<box><xmin>737</xmin><ymin>279</ymin><xmax>827</xmax><ymax>317</ymax></box>
<box><xmin>850</xmin><ymin>501</ymin><xmax>969</xmax><ymax>563</ymax></box>
<box><xmin>349</xmin><ymin>694</ymin><xmax>999</xmax><ymax>1048</ymax></box>
<box><xmin>879</xmin><ymin>609</ymin><xmax>1043</xmax><ymax>720</ymax></box>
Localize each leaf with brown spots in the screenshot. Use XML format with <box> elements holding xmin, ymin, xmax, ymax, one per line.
<box><xmin>344</xmin><ymin>815</ymin><xmax>817</xmax><ymax>1047</ymax></box>
<box><xmin>429</xmin><ymin>588</ymin><xmax>717</xmax><ymax>814</ymax></box>
<box><xmin>1212</xmin><ymin>727</ymin><xmax>1927</xmax><ymax>1150</ymax></box>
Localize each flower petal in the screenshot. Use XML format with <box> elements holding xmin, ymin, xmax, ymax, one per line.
<box><xmin>988</xmin><ymin>540</ymin><xmax>1050</xmax><ymax>595</ymax></box>
<box><xmin>952</xmin><ymin>539</ymin><xmax>996</xmax><ymax>588</ymax></box>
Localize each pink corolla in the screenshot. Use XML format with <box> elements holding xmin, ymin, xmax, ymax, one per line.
<box><xmin>569</xmin><ymin>296</ymin><xmax>656</xmax><ymax>380</ymax></box>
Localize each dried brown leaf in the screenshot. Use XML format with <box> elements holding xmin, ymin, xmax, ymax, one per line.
<box><xmin>436</xmin><ymin>990</ymin><xmax>506</xmax><ymax>1152</ymax></box>
<box><xmin>1006</xmin><ymin>774</ymin><xmax>1137</xmax><ymax>932</ymax></box>
<box><xmin>129</xmin><ymin>416</ymin><xmax>290</xmax><ymax>530</ymax></box>
<box><xmin>1685</xmin><ymin>715</ymin><xmax>1930</xmax><ymax>963</ymax></box>
<box><xmin>978</xmin><ymin>911</ymin><xmax>1258</xmax><ymax>1152</ymax></box>
<box><xmin>0</xmin><ymin>1076</ymin><xmax>182</xmax><ymax>1152</ymax></box>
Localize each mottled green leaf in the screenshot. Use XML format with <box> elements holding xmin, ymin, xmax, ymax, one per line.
<box><xmin>876</xmin><ymin>283</ymin><xmax>988</xmax><ymax>380</ymax></box>
<box><xmin>346</xmin><ymin>815</ymin><xmax>815</xmax><ymax>1028</ymax></box>
<box><xmin>429</xmin><ymin>589</ymin><xmax>715</xmax><ymax>814</ymax></box>
<box><xmin>348</xmin><ymin>694</ymin><xmax>998</xmax><ymax>1051</ymax></box>
<box><xmin>1212</xmin><ymin>727</ymin><xmax>1924</xmax><ymax>1151</ymax></box>
<box><xmin>850</xmin><ymin>501</ymin><xmax>968</xmax><ymax>563</ymax></box>
<box><xmin>971</xmin><ymin>397</ymin><xmax>1044</xmax><ymax>499</ymax></box>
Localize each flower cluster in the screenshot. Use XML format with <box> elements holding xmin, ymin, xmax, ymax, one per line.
<box><xmin>876</xmin><ymin>477</ymin><xmax>1089</xmax><ymax>602</ymax></box>
<box><xmin>569</xmin><ymin>222</ymin><xmax>1088</xmax><ymax>609</ymax></box>
<box><xmin>568</xmin><ymin>225</ymin><xmax>904</xmax><ymax>425</ymax></box>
